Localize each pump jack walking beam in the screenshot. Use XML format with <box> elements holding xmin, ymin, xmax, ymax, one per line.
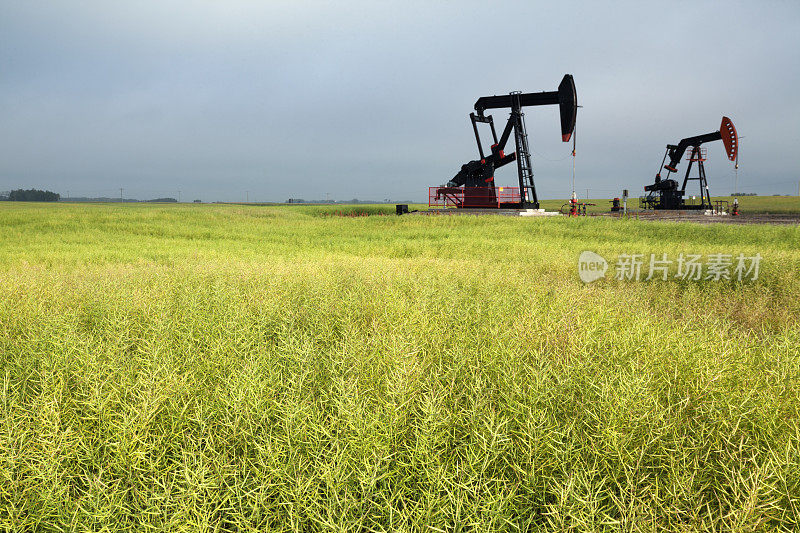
<box><xmin>663</xmin><ymin>117</ymin><xmax>738</xmax><ymax>173</ymax></box>
<box><xmin>447</xmin><ymin>75</ymin><xmax>577</xmax><ymax>209</ymax></box>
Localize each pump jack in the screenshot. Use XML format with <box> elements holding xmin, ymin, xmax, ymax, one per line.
<box><xmin>436</xmin><ymin>75</ymin><xmax>577</xmax><ymax>209</ymax></box>
<box><xmin>642</xmin><ymin>117</ymin><xmax>738</xmax><ymax>210</ymax></box>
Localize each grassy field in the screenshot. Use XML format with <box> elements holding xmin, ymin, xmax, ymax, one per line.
<box><xmin>1</xmin><ymin>202</ymin><xmax>799</xmax><ymax>531</ymax></box>
<box><xmin>229</xmin><ymin>195</ymin><xmax>800</xmax><ymax>216</ymax></box>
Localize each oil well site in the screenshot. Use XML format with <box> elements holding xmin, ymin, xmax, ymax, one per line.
<box><xmin>1</xmin><ymin>2</ymin><xmax>799</xmax><ymax>531</ymax></box>
<box><xmin>399</xmin><ymin>75</ymin><xmax>797</xmax><ymax>226</ymax></box>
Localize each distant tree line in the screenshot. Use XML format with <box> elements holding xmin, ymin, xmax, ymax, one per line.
<box><xmin>145</xmin><ymin>198</ymin><xmax>177</xmax><ymax>203</ymax></box>
<box><xmin>60</xmin><ymin>196</ymin><xmax>177</xmax><ymax>203</ymax></box>
<box><xmin>285</xmin><ymin>198</ymin><xmax>413</xmax><ymax>204</ymax></box>
<box><xmin>5</xmin><ymin>189</ymin><xmax>60</xmax><ymax>202</ymax></box>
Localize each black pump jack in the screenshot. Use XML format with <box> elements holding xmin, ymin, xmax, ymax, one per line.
<box><xmin>445</xmin><ymin>75</ymin><xmax>578</xmax><ymax>209</ymax></box>
<box><xmin>643</xmin><ymin>117</ymin><xmax>738</xmax><ymax>210</ymax></box>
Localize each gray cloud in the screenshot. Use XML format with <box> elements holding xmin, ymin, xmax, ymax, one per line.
<box><xmin>1</xmin><ymin>1</ymin><xmax>798</xmax><ymax>201</ymax></box>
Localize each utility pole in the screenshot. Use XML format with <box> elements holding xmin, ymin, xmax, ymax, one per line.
<box><xmin>586</xmin><ymin>188</ymin><xmax>589</xmax><ymax>200</ymax></box>
<box><xmin>120</xmin><ymin>188</ymin><xmax>124</xmax><ymax>203</ymax></box>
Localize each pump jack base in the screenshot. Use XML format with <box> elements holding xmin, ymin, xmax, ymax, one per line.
<box><xmin>485</xmin><ymin>202</ymin><xmax>538</xmax><ymax>209</ymax></box>
<box><xmin>410</xmin><ymin>208</ymin><xmax>559</xmax><ymax>217</ymax></box>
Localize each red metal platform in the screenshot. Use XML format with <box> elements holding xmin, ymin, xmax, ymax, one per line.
<box><xmin>429</xmin><ymin>186</ymin><xmax>522</xmax><ymax>208</ymax></box>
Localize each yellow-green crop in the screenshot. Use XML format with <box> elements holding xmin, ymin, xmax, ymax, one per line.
<box><xmin>1</xmin><ymin>202</ymin><xmax>798</xmax><ymax>531</ymax></box>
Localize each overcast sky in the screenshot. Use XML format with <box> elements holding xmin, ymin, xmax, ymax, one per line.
<box><xmin>1</xmin><ymin>1</ymin><xmax>798</xmax><ymax>202</ymax></box>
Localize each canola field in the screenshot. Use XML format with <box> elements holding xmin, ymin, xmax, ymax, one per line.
<box><xmin>0</xmin><ymin>202</ymin><xmax>798</xmax><ymax>531</ymax></box>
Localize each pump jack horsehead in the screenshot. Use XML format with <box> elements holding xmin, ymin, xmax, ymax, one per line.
<box><xmin>437</xmin><ymin>75</ymin><xmax>577</xmax><ymax>209</ymax></box>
